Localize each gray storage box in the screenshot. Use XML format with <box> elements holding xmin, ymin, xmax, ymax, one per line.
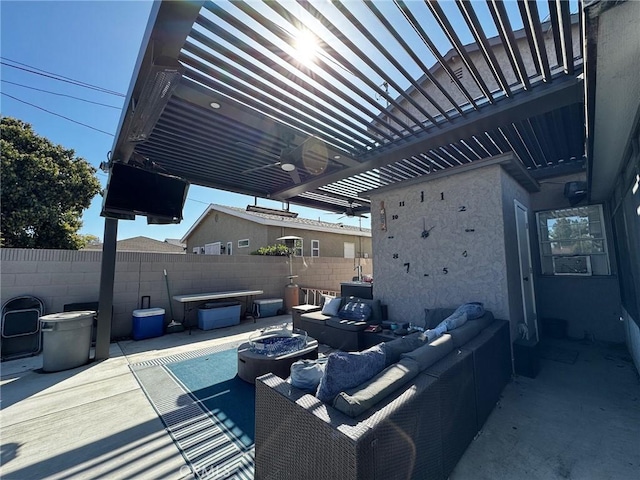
<box><xmin>253</xmin><ymin>298</ymin><xmax>284</xmax><ymax>318</ymax></box>
<box><xmin>198</xmin><ymin>301</ymin><xmax>241</xmax><ymax>330</ymax></box>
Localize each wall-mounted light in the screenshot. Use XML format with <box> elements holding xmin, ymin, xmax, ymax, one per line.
<box><xmin>127</xmin><ymin>56</ymin><xmax>184</xmax><ymax>143</ymax></box>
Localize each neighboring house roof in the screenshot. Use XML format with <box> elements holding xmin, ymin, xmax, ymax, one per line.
<box><xmin>82</xmin><ymin>236</ymin><xmax>186</xmax><ymax>253</ymax></box>
<box><xmin>164</xmin><ymin>238</ymin><xmax>186</xmax><ymax>248</ymax></box>
<box><xmin>181</xmin><ymin>204</ymin><xmax>371</xmax><ymax>243</ymax></box>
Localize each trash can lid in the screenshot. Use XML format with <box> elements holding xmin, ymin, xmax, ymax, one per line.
<box><xmin>40</xmin><ymin>311</ymin><xmax>96</xmax><ymax>322</ymax></box>
<box><xmin>132</xmin><ymin>308</ymin><xmax>165</xmax><ymax>317</ymax></box>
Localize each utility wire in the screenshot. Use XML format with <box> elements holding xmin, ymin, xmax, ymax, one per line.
<box><xmin>0</xmin><ymin>61</ymin><xmax>126</xmax><ymax>97</ymax></box>
<box><xmin>1</xmin><ymin>92</ymin><xmax>114</xmax><ymax>137</ymax></box>
<box><xmin>186</xmin><ymin>197</ymin><xmax>211</xmax><ymax>205</ymax></box>
<box><xmin>1</xmin><ymin>80</ymin><xmax>122</xmax><ymax>109</ymax></box>
<box><xmin>1</xmin><ymin>56</ymin><xmax>126</xmax><ymax>96</ymax></box>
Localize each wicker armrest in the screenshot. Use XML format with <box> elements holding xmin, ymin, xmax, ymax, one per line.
<box><xmin>292</xmin><ymin>305</ymin><xmax>322</xmax><ymax>330</ymax></box>
<box><xmin>292</xmin><ymin>304</ymin><xmax>322</xmax><ymax>314</ymax></box>
<box><xmin>256</xmin><ymin>373</ymin><xmax>362</xmax><ymax>435</ymax></box>
<box><xmin>255</xmin><ymin>373</ymin><xmax>369</xmax><ymax>480</ymax></box>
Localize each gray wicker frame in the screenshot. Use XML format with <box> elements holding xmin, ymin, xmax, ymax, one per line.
<box><xmin>255</xmin><ymin>319</ymin><xmax>512</xmax><ymax>479</ymax></box>
<box><xmin>255</xmin><ymin>372</ymin><xmax>442</xmax><ymax>480</ymax></box>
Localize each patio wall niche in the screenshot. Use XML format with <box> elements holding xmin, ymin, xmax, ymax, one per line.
<box><xmin>0</xmin><ymin>249</ymin><xmax>365</xmax><ymax>339</ymax></box>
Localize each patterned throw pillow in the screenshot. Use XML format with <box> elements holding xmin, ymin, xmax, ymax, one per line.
<box><xmin>338</xmin><ymin>301</ymin><xmax>372</xmax><ymax>321</ymax></box>
<box><xmin>315</xmin><ymin>345</ymin><xmax>386</xmax><ymax>403</ymax></box>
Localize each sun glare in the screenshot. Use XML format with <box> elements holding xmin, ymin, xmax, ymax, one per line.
<box><xmin>294</xmin><ymin>28</ymin><xmax>318</xmax><ymax>65</ymax></box>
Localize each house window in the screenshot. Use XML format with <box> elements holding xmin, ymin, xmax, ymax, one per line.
<box><xmin>238</xmin><ymin>239</ymin><xmax>249</xmax><ymax>248</ymax></box>
<box><xmin>227</xmin><ymin>242</ymin><xmax>233</xmax><ymax>255</ymax></box>
<box><xmin>536</xmin><ymin>205</ymin><xmax>610</xmax><ymax>276</ymax></box>
<box><xmin>293</xmin><ymin>238</ymin><xmax>303</xmax><ymax>257</ymax></box>
<box><xmin>311</xmin><ymin>240</ymin><xmax>320</xmax><ymax>257</ymax></box>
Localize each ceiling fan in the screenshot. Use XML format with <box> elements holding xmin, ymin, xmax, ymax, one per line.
<box><xmin>240</xmin><ymin>135</ymin><xmax>330</xmax><ymax>184</ymax></box>
<box><xmin>330</xmin><ymin>200</ymin><xmax>369</xmax><ymax>220</ymax></box>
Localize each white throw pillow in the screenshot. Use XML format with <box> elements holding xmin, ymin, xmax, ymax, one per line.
<box><xmin>321</xmin><ymin>296</ymin><xmax>342</xmax><ymax>316</ymax></box>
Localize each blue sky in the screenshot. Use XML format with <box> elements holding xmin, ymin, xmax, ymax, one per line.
<box><xmin>0</xmin><ymin>0</ymin><xmax>368</xmax><ymax>242</ymax></box>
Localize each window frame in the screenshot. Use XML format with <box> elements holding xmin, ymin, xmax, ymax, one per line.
<box><xmin>293</xmin><ymin>238</ymin><xmax>303</xmax><ymax>257</ymax></box>
<box><xmin>311</xmin><ymin>239</ymin><xmax>320</xmax><ymax>257</ymax></box>
<box><xmin>536</xmin><ymin>204</ymin><xmax>610</xmax><ymax>276</ymax></box>
<box><xmin>237</xmin><ymin>239</ymin><xmax>250</xmax><ymax>248</ymax></box>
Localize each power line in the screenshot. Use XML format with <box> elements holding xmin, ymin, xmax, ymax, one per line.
<box><xmin>186</xmin><ymin>197</ymin><xmax>211</xmax><ymax>205</ymax></box>
<box><xmin>1</xmin><ymin>56</ymin><xmax>126</xmax><ymax>96</ymax></box>
<box><xmin>0</xmin><ymin>60</ymin><xmax>126</xmax><ymax>97</ymax></box>
<box><xmin>1</xmin><ymin>80</ymin><xmax>122</xmax><ymax>109</ymax></box>
<box><xmin>1</xmin><ymin>92</ymin><xmax>114</xmax><ymax>137</ymax></box>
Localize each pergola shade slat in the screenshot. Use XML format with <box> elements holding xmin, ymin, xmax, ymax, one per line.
<box><xmin>106</xmin><ymin>0</ymin><xmax>585</xmax><ymax>216</ymax></box>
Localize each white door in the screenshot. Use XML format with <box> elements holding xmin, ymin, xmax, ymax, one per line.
<box><xmin>514</xmin><ymin>201</ymin><xmax>538</xmax><ymax>341</ymax></box>
<box><xmin>344</xmin><ymin>242</ymin><xmax>355</xmax><ymax>259</ymax></box>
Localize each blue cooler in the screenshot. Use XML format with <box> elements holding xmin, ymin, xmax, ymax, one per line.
<box><xmin>132</xmin><ymin>308</ymin><xmax>165</xmax><ymax>340</ymax></box>
<box><xmin>198</xmin><ymin>301</ymin><xmax>241</xmax><ymax>330</ymax></box>
<box><xmin>253</xmin><ymin>298</ymin><xmax>284</xmax><ymax>318</ymax></box>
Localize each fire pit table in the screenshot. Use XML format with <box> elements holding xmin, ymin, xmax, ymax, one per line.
<box><xmin>237</xmin><ymin>328</ymin><xmax>318</xmax><ymax>384</ymax></box>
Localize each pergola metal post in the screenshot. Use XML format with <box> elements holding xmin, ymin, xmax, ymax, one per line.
<box><xmin>95</xmin><ymin>217</ymin><xmax>118</xmax><ymax>360</ymax></box>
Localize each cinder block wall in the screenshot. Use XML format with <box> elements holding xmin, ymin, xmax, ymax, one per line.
<box><xmin>292</xmin><ymin>256</ymin><xmax>373</xmax><ymax>292</ymax></box>
<box><xmin>1</xmin><ymin>249</ymin><xmax>371</xmax><ymax>338</ymax></box>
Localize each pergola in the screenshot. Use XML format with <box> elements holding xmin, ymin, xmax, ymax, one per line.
<box><xmin>96</xmin><ymin>0</ymin><xmax>586</xmax><ymax>357</ymax></box>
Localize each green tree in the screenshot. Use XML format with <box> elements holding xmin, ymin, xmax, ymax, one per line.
<box><xmin>1</xmin><ymin>116</ymin><xmax>102</xmax><ymax>249</ymax></box>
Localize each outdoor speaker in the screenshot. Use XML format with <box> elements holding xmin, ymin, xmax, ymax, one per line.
<box><xmin>563</xmin><ymin>181</ymin><xmax>587</xmax><ymax>206</ymax></box>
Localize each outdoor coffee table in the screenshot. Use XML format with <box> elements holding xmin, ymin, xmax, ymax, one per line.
<box><xmin>237</xmin><ymin>329</ymin><xmax>318</xmax><ymax>384</ymax></box>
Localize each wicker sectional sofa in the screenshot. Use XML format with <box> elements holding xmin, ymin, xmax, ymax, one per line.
<box><xmin>292</xmin><ymin>297</ymin><xmax>384</xmax><ymax>351</ymax></box>
<box><xmin>255</xmin><ymin>310</ymin><xmax>512</xmax><ymax>480</ymax></box>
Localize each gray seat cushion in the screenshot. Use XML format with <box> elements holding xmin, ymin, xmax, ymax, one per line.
<box><xmin>326</xmin><ymin>317</ymin><xmax>368</xmax><ymax>332</ymax></box>
<box><xmin>333</xmin><ymin>357</ymin><xmax>420</xmax><ymax>418</ymax></box>
<box><xmin>402</xmin><ymin>334</ymin><xmax>454</xmax><ymax>370</ymax></box>
<box><xmin>300</xmin><ymin>310</ymin><xmax>333</xmax><ymax>323</ymax></box>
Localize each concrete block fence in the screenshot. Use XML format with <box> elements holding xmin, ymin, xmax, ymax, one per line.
<box><xmin>1</xmin><ymin>249</ymin><xmax>373</xmax><ymax>339</ymax></box>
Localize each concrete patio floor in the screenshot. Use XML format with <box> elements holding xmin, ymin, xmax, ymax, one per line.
<box><xmin>1</xmin><ymin>316</ymin><xmax>639</xmax><ymax>480</ymax></box>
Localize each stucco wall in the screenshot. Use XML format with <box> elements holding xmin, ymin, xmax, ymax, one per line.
<box><xmin>591</xmin><ymin>0</ymin><xmax>640</xmax><ymax>200</ymax></box>
<box><xmin>186</xmin><ymin>209</ymin><xmax>268</xmax><ymax>255</ymax></box>
<box><xmin>371</xmin><ymin>164</ymin><xmax>513</xmax><ymax>325</ymax></box>
<box><xmin>0</xmin><ymin>249</ymin><xmax>370</xmax><ymax>340</ymax></box>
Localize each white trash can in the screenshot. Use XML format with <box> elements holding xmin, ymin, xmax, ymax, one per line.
<box><xmin>40</xmin><ymin>311</ymin><xmax>94</xmax><ymax>372</ymax></box>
